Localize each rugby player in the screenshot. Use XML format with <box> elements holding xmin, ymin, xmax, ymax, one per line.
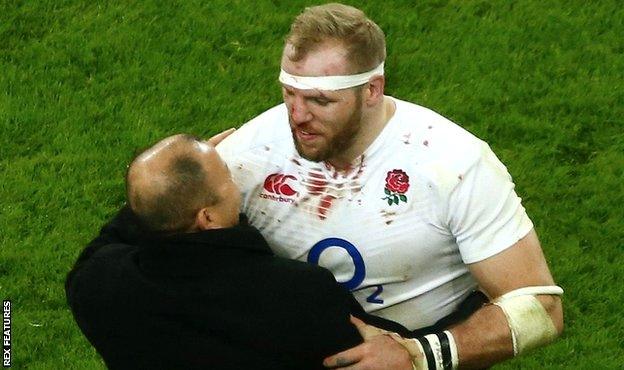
<box><xmin>217</xmin><ymin>3</ymin><xmax>563</xmax><ymax>369</ymax></box>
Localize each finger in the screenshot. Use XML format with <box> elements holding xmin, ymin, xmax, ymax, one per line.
<box><xmin>350</xmin><ymin>316</ymin><xmax>371</xmax><ymax>338</ymax></box>
<box><xmin>327</xmin><ymin>362</ymin><xmax>361</xmax><ymax>370</ymax></box>
<box><xmin>323</xmin><ymin>345</ymin><xmax>365</xmax><ymax>368</ymax></box>
<box><xmin>350</xmin><ymin>316</ymin><xmax>390</xmax><ymax>340</ymax></box>
<box><xmin>350</xmin><ymin>315</ymin><xmax>366</xmax><ymax>327</ymax></box>
<box><xmin>349</xmin><ymin>315</ymin><xmax>366</xmax><ymax>337</ymax></box>
<box><xmin>358</xmin><ymin>324</ymin><xmax>384</xmax><ymax>340</ymax></box>
<box><xmin>323</xmin><ymin>357</ymin><xmax>359</xmax><ymax>369</ymax></box>
<box><xmin>208</xmin><ymin>127</ymin><xmax>236</xmax><ymax>146</ymax></box>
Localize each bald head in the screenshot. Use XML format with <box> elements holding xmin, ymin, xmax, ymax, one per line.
<box><xmin>126</xmin><ymin>134</ymin><xmax>221</xmax><ymax>233</ymax></box>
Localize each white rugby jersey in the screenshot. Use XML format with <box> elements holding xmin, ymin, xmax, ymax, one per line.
<box><xmin>217</xmin><ymin>97</ymin><xmax>533</xmax><ymax>330</ymax></box>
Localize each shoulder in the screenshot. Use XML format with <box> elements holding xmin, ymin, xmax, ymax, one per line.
<box><xmin>391</xmin><ymin>98</ymin><xmax>490</xmax><ymax>191</ymax></box>
<box><xmin>66</xmin><ymin>243</ymin><xmax>135</xmax><ymax>296</ymax></box>
<box><xmin>216</xmin><ymin>103</ymin><xmax>292</xmax><ymax>157</ymax></box>
<box><xmin>65</xmin><ymin>242</ymin><xmax>136</xmax><ymax>324</ymax></box>
<box><xmin>396</xmin><ymin>98</ymin><xmax>485</xmax><ymax>167</ymax></box>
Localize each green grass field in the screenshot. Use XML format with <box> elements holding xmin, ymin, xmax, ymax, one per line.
<box><xmin>1</xmin><ymin>0</ymin><xmax>622</xmax><ymax>368</ymax></box>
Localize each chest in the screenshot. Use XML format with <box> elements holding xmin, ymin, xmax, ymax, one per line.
<box><xmin>236</xmin><ymin>150</ymin><xmax>456</xmax><ymax>285</ymax></box>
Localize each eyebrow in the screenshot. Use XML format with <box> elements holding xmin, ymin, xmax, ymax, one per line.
<box><xmin>282</xmin><ymin>85</ymin><xmax>336</xmax><ymax>100</ymax></box>
<box><xmin>317</xmin><ymin>91</ymin><xmax>331</xmax><ymax>99</ymax></box>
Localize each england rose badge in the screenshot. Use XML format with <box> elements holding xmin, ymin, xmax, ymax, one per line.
<box><xmin>382</xmin><ymin>169</ymin><xmax>409</xmax><ymax>205</ymax></box>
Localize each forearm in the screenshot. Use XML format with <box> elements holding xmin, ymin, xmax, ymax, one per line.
<box><xmin>450</xmin><ymin>295</ymin><xmax>563</xmax><ymax>369</ymax></box>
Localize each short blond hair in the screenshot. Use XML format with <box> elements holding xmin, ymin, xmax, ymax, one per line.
<box><xmin>285</xmin><ymin>3</ymin><xmax>386</xmax><ymax>73</ymax></box>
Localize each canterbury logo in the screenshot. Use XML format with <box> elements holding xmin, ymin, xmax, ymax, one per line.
<box><xmin>263</xmin><ymin>173</ymin><xmax>298</xmax><ymax>196</ymax></box>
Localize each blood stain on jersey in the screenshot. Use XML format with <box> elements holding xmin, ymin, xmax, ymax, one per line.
<box><xmin>458</xmin><ymin>174</ymin><xmax>464</xmax><ymax>181</ymax></box>
<box><xmin>318</xmin><ymin>194</ymin><xmax>336</xmax><ymax>220</ymax></box>
<box><xmin>294</xmin><ymin>195</ymin><xmax>311</xmax><ymax>208</ymax></box>
<box><xmin>291</xmin><ymin>157</ymin><xmax>301</xmax><ymax>166</ymax></box>
<box><xmin>381</xmin><ymin>210</ymin><xmax>397</xmax><ymax>225</ymax></box>
<box><xmin>353</xmin><ymin>155</ymin><xmax>366</xmax><ymax>179</ymax></box>
<box><xmin>402</xmin><ymin>132</ymin><xmax>411</xmax><ymax>145</ymax></box>
<box><xmin>423</xmin><ymin>140</ymin><xmax>429</xmax><ymax>147</ymax></box>
<box><xmin>306</xmin><ymin>171</ymin><xmax>327</xmax><ymax>195</ymax></box>
<box><xmin>350</xmin><ymin>159</ymin><xmax>364</xmax><ymax>195</ymax></box>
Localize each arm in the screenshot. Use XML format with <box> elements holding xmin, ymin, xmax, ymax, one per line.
<box><xmin>450</xmin><ymin>228</ymin><xmax>563</xmax><ymax>368</ymax></box>
<box><xmin>324</xmin><ymin>142</ymin><xmax>562</xmax><ymax>369</ymax></box>
<box><xmin>323</xmin><ymin>229</ymin><xmax>562</xmax><ymax>369</ymax></box>
<box><xmin>439</xmin><ymin>141</ymin><xmax>563</xmax><ymax>367</ymax></box>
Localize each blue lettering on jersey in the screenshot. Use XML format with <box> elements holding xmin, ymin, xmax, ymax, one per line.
<box><xmin>307</xmin><ymin>238</ymin><xmax>365</xmax><ymax>291</ymax></box>
<box><xmin>366</xmin><ymin>285</ymin><xmax>384</xmax><ymax>304</ymax></box>
<box><xmin>308</xmin><ymin>238</ymin><xmax>386</xmax><ymax>304</ymax></box>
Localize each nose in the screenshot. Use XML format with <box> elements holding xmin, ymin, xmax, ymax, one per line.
<box><xmin>289</xmin><ymin>96</ymin><xmax>312</xmax><ymax>125</ymax></box>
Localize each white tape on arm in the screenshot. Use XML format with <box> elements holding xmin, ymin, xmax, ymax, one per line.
<box><xmin>497</xmin><ymin>285</ymin><xmax>563</xmax><ymax>300</ymax></box>
<box><xmin>493</xmin><ymin>285</ymin><xmax>563</xmax><ymax>356</ymax></box>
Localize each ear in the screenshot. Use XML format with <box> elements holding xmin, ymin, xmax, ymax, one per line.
<box><xmin>195</xmin><ymin>207</ymin><xmax>216</xmax><ymax>231</ymax></box>
<box><xmin>364</xmin><ymin>75</ymin><xmax>385</xmax><ymax>107</ymax></box>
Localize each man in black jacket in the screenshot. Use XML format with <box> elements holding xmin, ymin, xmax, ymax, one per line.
<box><xmin>66</xmin><ymin>133</ymin><xmax>409</xmax><ymax>370</ymax></box>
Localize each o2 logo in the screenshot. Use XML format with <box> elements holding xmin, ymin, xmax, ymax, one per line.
<box><xmin>308</xmin><ymin>237</ymin><xmax>384</xmax><ymax>304</ymax></box>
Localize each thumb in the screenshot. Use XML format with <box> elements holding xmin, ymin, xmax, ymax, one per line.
<box><xmin>350</xmin><ymin>315</ymin><xmax>389</xmax><ymax>340</ymax></box>
<box><xmin>350</xmin><ymin>315</ymin><xmax>366</xmax><ymax>328</ymax></box>
<box><xmin>208</xmin><ymin>127</ymin><xmax>236</xmax><ymax>146</ymax></box>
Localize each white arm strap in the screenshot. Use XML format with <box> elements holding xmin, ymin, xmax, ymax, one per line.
<box><xmin>496</xmin><ymin>285</ymin><xmax>563</xmax><ymax>300</ymax></box>
<box><xmin>493</xmin><ymin>285</ymin><xmax>563</xmax><ymax>356</ymax></box>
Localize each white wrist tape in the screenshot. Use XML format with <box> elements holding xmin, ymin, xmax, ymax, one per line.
<box><xmin>387</xmin><ymin>330</ymin><xmax>458</xmax><ymax>370</ymax></box>
<box><xmin>445</xmin><ymin>330</ymin><xmax>459</xmax><ymax>370</ymax></box>
<box><xmin>492</xmin><ymin>285</ymin><xmax>563</xmax><ymax>356</ymax></box>
<box><xmin>278</xmin><ymin>62</ymin><xmax>384</xmax><ymax>91</ymax></box>
<box><xmin>409</xmin><ymin>338</ymin><xmax>428</xmax><ymax>370</ymax></box>
<box><xmin>411</xmin><ymin>331</ymin><xmax>458</xmax><ymax>370</ymax></box>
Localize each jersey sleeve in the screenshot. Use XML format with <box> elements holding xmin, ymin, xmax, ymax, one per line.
<box><xmin>446</xmin><ymin>143</ymin><xmax>534</xmax><ymax>263</ymax></box>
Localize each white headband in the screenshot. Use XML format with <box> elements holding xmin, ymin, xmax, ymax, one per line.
<box><xmin>279</xmin><ymin>62</ymin><xmax>384</xmax><ymax>91</ymax></box>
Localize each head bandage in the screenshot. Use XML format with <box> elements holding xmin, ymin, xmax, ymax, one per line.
<box><xmin>493</xmin><ymin>285</ymin><xmax>563</xmax><ymax>356</ymax></box>
<box><xmin>278</xmin><ymin>62</ymin><xmax>384</xmax><ymax>91</ymax></box>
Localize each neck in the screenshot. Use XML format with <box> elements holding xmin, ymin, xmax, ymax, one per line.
<box><xmin>327</xmin><ymin>96</ymin><xmax>395</xmax><ymax>170</ymax></box>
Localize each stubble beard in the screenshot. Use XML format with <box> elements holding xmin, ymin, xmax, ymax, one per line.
<box><xmin>292</xmin><ymin>95</ymin><xmax>363</xmax><ymax>164</ymax></box>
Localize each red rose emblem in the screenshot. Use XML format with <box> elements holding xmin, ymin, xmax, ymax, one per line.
<box><xmin>385</xmin><ymin>169</ymin><xmax>409</xmax><ymax>194</ymax></box>
<box><xmin>382</xmin><ymin>169</ymin><xmax>409</xmax><ymax>206</ymax></box>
